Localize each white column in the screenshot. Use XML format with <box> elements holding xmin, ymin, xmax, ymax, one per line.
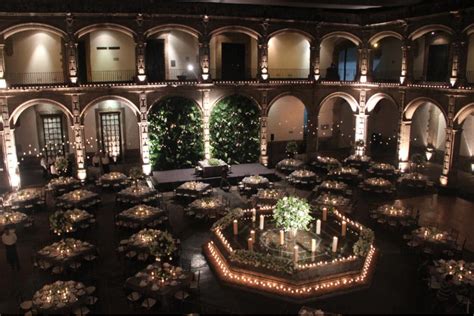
<box><xmin>0</xmin><ymin>41</ymin><xmax>6</xmax><ymax>88</ymax></box>
<box><xmin>354</xmin><ymin>90</ymin><xmax>368</xmax><ymax>154</ymax></box>
<box><xmin>309</xmin><ymin>39</ymin><xmax>321</xmax><ymax>81</ymax></box>
<box><xmin>202</xmin><ymin>89</ymin><xmax>211</xmax><ymax>159</ymax></box>
<box><xmin>1</xmin><ymin>98</ymin><xmax>20</xmax><ymax>188</ymax></box>
<box><xmin>439</xmin><ymin>96</ymin><xmax>459</xmax><ymax>186</ymax></box>
<box><xmin>358</xmin><ymin>44</ymin><xmax>370</xmax><ymax>83</ymax></box>
<box><xmin>135</xmin><ymin>14</ymin><xmax>146</xmax><ymax>83</ymax></box>
<box><xmin>398</xmin><ymin>120</ymin><xmax>411</xmax><ymax>171</ymax></box>
<box><xmin>71</xmin><ymin>94</ymin><xmax>86</xmax><ymax>181</ymax></box>
<box><xmin>260</xmin><ymin>116</ymin><xmax>268</xmax><ymax>166</ymax></box>
<box><xmin>257</xmin><ymin>38</ymin><xmax>269</xmax><ymax>81</ymax></box>
<box><xmin>138</xmin><ymin>93</ymin><xmax>151</xmax><ymax>174</ymax></box>
<box><xmin>65</xmin><ymin>15</ymin><xmax>78</xmax><ymax>84</ymax></box>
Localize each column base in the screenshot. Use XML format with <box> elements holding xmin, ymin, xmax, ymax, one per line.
<box><xmin>259</xmin><ymin>155</ymin><xmax>268</xmax><ymax>166</ymax></box>
<box><xmin>398</xmin><ymin>161</ymin><xmax>410</xmax><ymax>172</ymax></box>
<box><xmin>142</xmin><ymin>163</ymin><xmax>152</xmax><ymax>175</ymax></box>
<box><xmin>77</xmin><ymin>168</ymin><xmax>87</xmax><ymax>182</ymax></box>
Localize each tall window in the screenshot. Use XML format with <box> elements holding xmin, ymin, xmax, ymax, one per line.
<box><xmin>338</xmin><ymin>46</ymin><xmax>357</xmax><ymax>81</ymax></box>
<box><xmin>42</xmin><ymin>115</ymin><xmax>65</xmax><ymax>158</ymax></box>
<box><xmin>100</xmin><ymin>112</ymin><xmax>122</xmax><ymax>160</ymax></box>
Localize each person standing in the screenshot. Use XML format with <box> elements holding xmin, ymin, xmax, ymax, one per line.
<box><xmin>40</xmin><ymin>155</ymin><xmax>48</xmax><ymax>179</ymax></box>
<box><xmin>2</xmin><ymin>229</ymin><xmax>20</xmax><ymax>271</ymax></box>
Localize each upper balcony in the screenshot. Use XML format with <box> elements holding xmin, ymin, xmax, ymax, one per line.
<box><xmin>2</xmin><ymin>24</ymin><xmax>474</xmax><ymax>89</ymax></box>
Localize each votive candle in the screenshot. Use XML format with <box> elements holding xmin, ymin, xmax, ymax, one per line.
<box><xmin>332</xmin><ymin>236</ymin><xmax>338</xmax><ymax>253</ymax></box>
<box><xmin>250</xmin><ymin>229</ymin><xmax>255</xmax><ymax>241</ymax></box>
<box><xmin>280</xmin><ymin>230</ymin><xmax>285</xmax><ymax>245</ymax></box>
<box><xmin>322</xmin><ymin>207</ymin><xmax>328</xmax><ymax>221</ymax></box>
<box><xmin>316</xmin><ymin>219</ymin><xmax>321</xmax><ymax>235</ymax></box>
<box><xmin>341</xmin><ymin>221</ymin><xmax>347</xmax><ymax>237</ymax></box>
<box><xmin>252</xmin><ymin>209</ymin><xmax>256</xmax><ymax>222</ymax></box>
<box><xmin>259</xmin><ymin>215</ymin><xmax>264</xmax><ymax>230</ymax></box>
<box><xmin>233</xmin><ymin>219</ymin><xmax>238</xmax><ymax>235</ymax></box>
<box><xmin>293</xmin><ymin>245</ymin><xmax>299</xmax><ymax>263</ymax></box>
<box><xmin>311</xmin><ymin>238</ymin><xmax>316</xmax><ymax>253</ymax></box>
<box><xmin>248</xmin><ymin>238</ymin><xmax>253</xmax><ymax>251</ymax></box>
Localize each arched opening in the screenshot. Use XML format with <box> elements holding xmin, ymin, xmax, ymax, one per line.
<box><xmin>267</xmin><ymin>95</ymin><xmax>308</xmax><ymax>165</ymax></box>
<box><xmin>148</xmin><ymin>96</ymin><xmax>204</xmax><ymax>170</ymax></box>
<box><xmin>210</xmin><ymin>30</ymin><xmax>258</xmax><ymax>80</ymax></box>
<box><xmin>320</xmin><ymin>35</ymin><xmax>358</xmax><ymax>81</ymax></box>
<box><xmin>210</xmin><ymin>94</ymin><xmax>260</xmax><ymax>163</ymax></box>
<box><xmin>317</xmin><ymin>97</ymin><xmax>355</xmax><ymax>156</ymax></box>
<box><xmin>4</xmin><ymin>30</ymin><xmax>65</xmax><ymax>85</ymax></box>
<box><xmin>366</xmin><ymin>98</ymin><xmax>399</xmax><ymax>161</ymax></box>
<box><xmin>13</xmin><ymin>102</ymin><xmax>73</xmax><ymax>185</ymax></box>
<box><xmin>411</xmin><ymin>30</ymin><xmax>451</xmax><ymax>82</ymax></box>
<box><xmin>82</xmin><ymin>99</ymin><xmax>140</xmax><ymax>164</ymax></box>
<box><xmin>268</xmin><ymin>31</ymin><xmax>310</xmax><ymax>79</ymax></box>
<box><xmin>77</xmin><ymin>29</ymin><xmax>136</xmax><ymax>83</ymax></box>
<box><xmin>466</xmin><ymin>33</ymin><xmax>474</xmax><ymax>83</ymax></box>
<box><xmin>409</xmin><ymin>101</ymin><xmax>446</xmax><ymax>165</ymax></box>
<box><xmin>370</xmin><ymin>36</ymin><xmax>402</xmax><ymax>82</ymax></box>
<box><xmin>457</xmin><ymin>107</ymin><xmax>474</xmax><ymax>173</ymax></box>
<box><xmin>146</xmin><ymin>29</ymin><xmax>199</xmax><ymax>81</ymax></box>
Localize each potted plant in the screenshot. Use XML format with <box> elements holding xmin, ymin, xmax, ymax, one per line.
<box><xmin>273</xmin><ymin>196</ymin><xmax>312</xmax><ymax>241</ymax></box>
<box><xmin>285</xmin><ymin>141</ymin><xmax>299</xmax><ymax>158</ymax></box>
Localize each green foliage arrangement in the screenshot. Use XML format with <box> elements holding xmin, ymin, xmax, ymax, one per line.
<box><xmin>49</xmin><ymin>211</ymin><xmax>73</xmax><ymax>236</ymax></box>
<box><xmin>285</xmin><ymin>141</ymin><xmax>299</xmax><ymax>156</ymax></box>
<box><xmin>209</xmin><ymin>95</ymin><xmax>260</xmax><ymax>164</ymax></box>
<box><xmin>211</xmin><ymin>208</ymin><xmax>244</xmax><ymax>231</ymax></box>
<box><xmin>207</xmin><ymin>158</ymin><xmax>224</xmax><ymax>166</ymax></box>
<box><xmin>54</xmin><ymin>157</ymin><xmax>68</xmax><ymax>175</ymax></box>
<box><xmin>353</xmin><ymin>228</ymin><xmax>374</xmax><ymax>257</ymax></box>
<box><xmin>149</xmin><ymin>96</ymin><xmax>204</xmax><ymax>170</ymax></box>
<box><xmin>147</xmin><ymin>230</ymin><xmax>178</xmax><ymax>259</ymax></box>
<box><xmin>230</xmin><ymin>249</ymin><xmax>295</xmax><ymax>275</ymax></box>
<box><xmin>273</xmin><ymin>196</ymin><xmax>312</xmax><ymax>232</ymax></box>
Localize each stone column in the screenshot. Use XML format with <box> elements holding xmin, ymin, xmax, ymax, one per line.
<box><xmin>449</xmin><ymin>40</ymin><xmax>461</xmax><ymax>87</ymax></box>
<box><xmin>257</xmin><ymin>37</ymin><xmax>269</xmax><ymax>81</ymax></box>
<box><xmin>358</xmin><ymin>44</ymin><xmax>370</xmax><ymax>83</ymax></box>
<box><xmin>1</xmin><ymin>98</ymin><xmax>20</xmax><ymax>188</ymax></box>
<box><xmin>135</xmin><ymin>14</ymin><xmax>147</xmax><ymax>83</ymax></box>
<box><xmin>259</xmin><ymin>90</ymin><xmax>268</xmax><ymax>165</ymax></box>
<box><xmin>398</xmin><ymin>121</ymin><xmax>411</xmax><ymax>171</ymax></box>
<box><xmin>0</xmin><ymin>39</ymin><xmax>7</xmax><ymax>88</ymax></box>
<box><xmin>138</xmin><ymin>93</ymin><xmax>151</xmax><ymax>174</ymax></box>
<box><xmin>400</xmin><ymin>39</ymin><xmax>413</xmax><ymax>84</ymax></box>
<box><xmin>71</xmin><ymin>94</ymin><xmax>86</xmax><ymax>181</ymax></box>
<box><xmin>439</xmin><ymin>96</ymin><xmax>459</xmax><ymax>186</ymax></box>
<box><xmin>199</xmin><ymin>16</ymin><xmax>211</xmax><ymax>81</ymax></box>
<box><xmin>354</xmin><ymin>90</ymin><xmax>368</xmax><ymax>153</ymax></box>
<box><xmin>201</xmin><ymin>89</ymin><xmax>211</xmax><ymax>159</ymax></box>
<box><xmin>309</xmin><ymin>39</ymin><xmax>321</xmax><ymax>81</ymax></box>
<box><xmin>65</xmin><ymin>14</ymin><xmax>78</xmax><ymax>84</ymax></box>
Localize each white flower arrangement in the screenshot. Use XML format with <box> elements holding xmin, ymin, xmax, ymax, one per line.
<box><xmin>273</xmin><ymin>196</ymin><xmax>312</xmax><ymax>232</ymax></box>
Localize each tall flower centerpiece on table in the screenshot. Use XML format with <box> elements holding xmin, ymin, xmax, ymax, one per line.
<box><xmin>148</xmin><ymin>230</ymin><xmax>178</xmax><ymax>262</ymax></box>
<box><xmin>352</xmin><ymin>228</ymin><xmax>374</xmax><ymax>257</ymax></box>
<box><xmin>129</xmin><ymin>166</ymin><xmax>143</xmax><ymax>187</ymax></box>
<box><xmin>410</xmin><ymin>153</ymin><xmax>426</xmax><ymax>173</ymax></box>
<box><xmin>285</xmin><ymin>141</ymin><xmax>299</xmax><ymax>158</ymax></box>
<box><xmin>54</xmin><ymin>157</ymin><xmax>68</xmax><ymax>176</ymax></box>
<box><xmin>207</xmin><ymin>158</ymin><xmax>222</xmax><ymax>166</ymax></box>
<box><xmin>273</xmin><ymin>196</ymin><xmax>312</xmax><ymax>239</ymax></box>
<box><xmin>49</xmin><ymin>211</ymin><xmax>73</xmax><ymax>236</ymax></box>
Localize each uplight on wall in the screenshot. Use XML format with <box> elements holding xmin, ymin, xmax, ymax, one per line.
<box><xmin>425</xmin><ymin>145</ymin><xmax>434</xmax><ymax>161</ymax></box>
<box><xmin>187</xmin><ymin>64</ymin><xmax>194</xmax><ymax>71</ymax></box>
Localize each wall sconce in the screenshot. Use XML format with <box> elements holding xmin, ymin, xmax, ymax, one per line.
<box><xmin>202</xmin><ymin>73</ymin><xmax>209</xmax><ymax>81</ymax></box>
<box><xmin>425</xmin><ymin>145</ymin><xmax>434</xmax><ymax>161</ymax></box>
<box><xmin>450</xmin><ymin>77</ymin><xmax>457</xmax><ymax>87</ymax></box>
<box><xmin>187</xmin><ymin>64</ymin><xmax>194</xmax><ymax>71</ymax></box>
<box><xmin>137</xmin><ymin>75</ymin><xmax>146</xmax><ymax>82</ymax></box>
<box><xmin>70</xmin><ymin>77</ymin><xmax>78</xmax><ymax>84</ymax></box>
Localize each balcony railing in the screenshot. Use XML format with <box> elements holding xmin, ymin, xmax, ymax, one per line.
<box><xmin>467</xmin><ymin>70</ymin><xmax>474</xmax><ymax>84</ymax></box>
<box><xmin>166</xmin><ymin>68</ymin><xmax>200</xmax><ymax>81</ymax></box>
<box><xmin>268</xmin><ymin>68</ymin><xmax>309</xmax><ymax>79</ymax></box>
<box><xmin>88</xmin><ymin>70</ymin><xmax>135</xmax><ymax>83</ymax></box>
<box><xmin>372</xmin><ymin>69</ymin><xmax>400</xmax><ymax>82</ymax></box>
<box><xmin>5</xmin><ymin>71</ymin><xmax>65</xmax><ymax>85</ymax></box>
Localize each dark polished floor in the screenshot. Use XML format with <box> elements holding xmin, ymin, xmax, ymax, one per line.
<box><xmin>1</xmin><ymin>166</ymin><xmax>473</xmax><ymax>314</ymax></box>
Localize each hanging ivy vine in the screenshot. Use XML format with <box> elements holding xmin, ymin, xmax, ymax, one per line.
<box><xmin>149</xmin><ymin>96</ymin><xmax>204</xmax><ymax>170</ymax></box>
<box><xmin>209</xmin><ymin>95</ymin><xmax>260</xmax><ymax>164</ymax></box>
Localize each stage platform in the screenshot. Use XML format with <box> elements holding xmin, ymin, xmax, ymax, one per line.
<box><xmin>151</xmin><ymin>163</ymin><xmax>279</xmax><ymax>191</ymax></box>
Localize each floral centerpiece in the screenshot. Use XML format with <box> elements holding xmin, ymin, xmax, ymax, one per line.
<box><xmin>410</xmin><ymin>153</ymin><xmax>426</xmax><ymax>173</ymax></box>
<box><xmin>285</xmin><ymin>141</ymin><xmax>299</xmax><ymax>158</ymax></box>
<box><xmin>353</xmin><ymin>228</ymin><xmax>374</xmax><ymax>257</ymax></box>
<box><xmin>129</xmin><ymin>166</ymin><xmax>143</xmax><ymax>187</ymax></box>
<box><xmin>207</xmin><ymin>158</ymin><xmax>223</xmax><ymax>166</ymax></box>
<box><xmin>148</xmin><ymin>230</ymin><xmax>178</xmax><ymax>260</ymax></box>
<box><xmin>49</xmin><ymin>211</ymin><xmax>74</xmax><ymax>236</ymax></box>
<box><xmin>54</xmin><ymin>157</ymin><xmax>68</xmax><ymax>175</ymax></box>
<box><xmin>273</xmin><ymin>196</ymin><xmax>312</xmax><ymax>235</ymax></box>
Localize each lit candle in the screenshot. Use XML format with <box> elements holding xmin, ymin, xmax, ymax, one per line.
<box><xmin>322</xmin><ymin>207</ymin><xmax>328</xmax><ymax>221</ymax></box>
<box><xmin>293</xmin><ymin>245</ymin><xmax>299</xmax><ymax>263</ymax></box>
<box><xmin>252</xmin><ymin>209</ymin><xmax>256</xmax><ymax>222</ymax></box>
<box><xmin>316</xmin><ymin>219</ymin><xmax>321</xmax><ymax>235</ymax></box>
<box><xmin>248</xmin><ymin>238</ymin><xmax>253</xmax><ymax>251</ymax></box>
<box><xmin>311</xmin><ymin>238</ymin><xmax>317</xmax><ymax>253</ymax></box>
<box><xmin>233</xmin><ymin>219</ymin><xmax>238</xmax><ymax>235</ymax></box>
<box><xmin>341</xmin><ymin>221</ymin><xmax>347</xmax><ymax>237</ymax></box>
<box><xmin>250</xmin><ymin>230</ymin><xmax>255</xmax><ymax>241</ymax></box>
<box><xmin>259</xmin><ymin>215</ymin><xmax>264</xmax><ymax>230</ymax></box>
<box><xmin>332</xmin><ymin>236</ymin><xmax>338</xmax><ymax>253</ymax></box>
<box><xmin>280</xmin><ymin>230</ymin><xmax>285</xmax><ymax>245</ymax></box>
